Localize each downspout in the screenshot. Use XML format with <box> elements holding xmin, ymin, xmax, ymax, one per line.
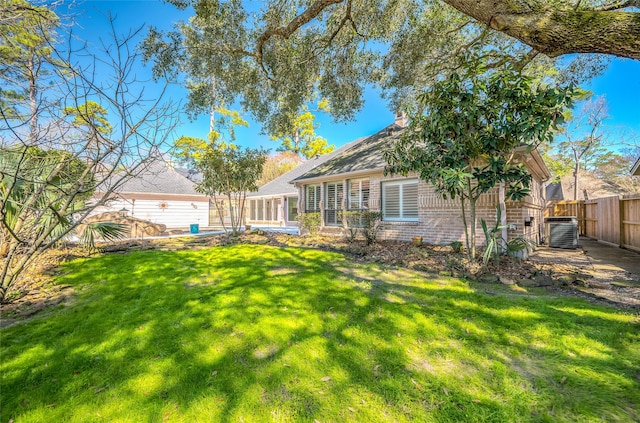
<box><xmin>342</xmin><ymin>178</ymin><xmax>348</xmax><ymax>226</ymax></box>
<box><xmin>297</xmin><ymin>184</ymin><xmax>304</xmax><ymax>235</ymax></box>
<box><xmin>319</xmin><ymin>183</ymin><xmax>325</xmax><ymax>229</ymax></box>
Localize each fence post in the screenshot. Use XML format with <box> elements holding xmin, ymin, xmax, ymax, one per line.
<box><xmin>619</xmin><ymin>197</ymin><xmax>625</xmax><ymax>248</ymax></box>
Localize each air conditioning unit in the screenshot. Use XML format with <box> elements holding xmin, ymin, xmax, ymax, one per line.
<box><xmin>545</xmin><ymin>217</ymin><xmax>579</xmax><ymax>249</ymax></box>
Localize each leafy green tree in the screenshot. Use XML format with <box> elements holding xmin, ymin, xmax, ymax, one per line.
<box><xmin>385</xmin><ymin>61</ymin><xmax>574</xmax><ymax>259</ymax></box>
<box><xmin>171</xmin><ymin>106</ymin><xmax>249</xmax><ymax>167</ymax></box>
<box><xmin>257</xmin><ymin>151</ymin><xmax>303</xmax><ymax>186</ymax></box>
<box><xmin>271</xmin><ymin>105</ymin><xmax>335</xmax><ymax>159</ymax></box>
<box><xmin>195</xmin><ymin>140</ymin><xmax>268</xmax><ymax>235</ymax></box>
<box><xmin>171</xmin><ymin>108</ymin><xmax>267</xmax><ymax>235</ymax></box>
<box><xmin>63</xmin><ymin>101</ymin><xmax>112</xmax><ymax>134</ymax></box>
<box><xmin>63</xmin><ymin>101</ymin><xmax>113</xmax><ymax>158</ymax></box>
<box><xmin>595</xmin><ymin>150</ymin><xmax>640</xmax><ymax>193</ymax></box>
<box><xmin>0</xmin><ymin>0</ymin><xmax>59</xmax><ymax>138</ymax></box>
<box><xmin>144</xmin><ymin>0</ymin><xmax>603</xmax><ymax>135</ymax></box>
<box><xmin>172</xmin><ymin>135</ymin><xmax>208</xmax><ymax>169</ymax></box>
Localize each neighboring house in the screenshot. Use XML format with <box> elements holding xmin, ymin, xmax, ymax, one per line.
<box><xmin>91</xmin><ymin>159</ymin><xmax>210</xmax><ymax>229</ymax></box>
<box><xmin>245</xmin><ymin>141</ymin><xmax>361</xmax><ymax>227</ymax></box>
<box><xmin>545</xmin><ymin>182</ymin><xmax>565</xmax><ymax>202</ymax></box>
<box><xmin>632</xmin><ymin>157</ymin><xmax>640</xmax><ymax>176</ymax></box>
<box><xmin>291</xmin><ymin>114</ymin><xmax>551</xmax><ymax>246</ymax></box>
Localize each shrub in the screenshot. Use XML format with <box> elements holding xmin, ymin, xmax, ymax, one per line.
<box><xmin>340</xmin><ymin>211</ymin><xmax>362</xmax><ymax>242</ymax></box>
<box><xmin>360</xmin><ymin>211</ymin><xmax>383</xmax><ymax>245</ymax></box>
<box><xmin>299</xmin><ymin>212</ymin><xmax>321</xmax><ymax>235</ymax></box>
<box><xmin>480</xmin><ymin>205</ymin><xmax>507</xmax><ymax>265</ymax></box>
<box><xmin>506</xmin><ymin>237</ymin><xmax>536</xmax><ymax>258</ymax></box>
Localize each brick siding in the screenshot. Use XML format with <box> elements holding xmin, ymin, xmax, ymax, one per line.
<box><xmin>301</xmin><ymin>171</ymin><xmax>546</xmax><ymax>246</ymax></box>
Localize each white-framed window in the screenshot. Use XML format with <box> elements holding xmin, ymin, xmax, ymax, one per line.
<box><xmin>305</xmin><ymin>184</ymin><xmax>321</xmax><ymax>212</ymax></box>
<box><xmin>249</xmin><ymin>199</ymin><xmax>256</xmax><ymax>220</ymax></box>
<box><xmin>382</xmin><ymin>179</ymin><xmax>418</xmax><ymax>221</ymax></box>
<box><xmin>287</xmin><ymin>196</ymin><xmax>298</xmax><ymax>221</ymax></box>
<box><xmin>348</xmin><ymin>178</ymin><xmax>370</xmax><ymax>210</ymax></box>
<box><xmin>325</xmin><ymin>181</ymin><xmax>344</xmax><ymax>226</ymax></box>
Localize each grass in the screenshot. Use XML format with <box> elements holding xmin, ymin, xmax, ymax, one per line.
<box><xmin>1</xmin><ymin>244</ymin><xmax>639</xmax><ymax>422</ymax></box>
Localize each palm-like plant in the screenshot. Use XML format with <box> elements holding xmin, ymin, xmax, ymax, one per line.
<box><xmin>79</xmin><ymin>222</ymin><xmax>128</xmax><ymax>252</ymax></box>
<box><xmin>0</xmin><ymin>146</ymin><xmax>124</xmax><ymax>300</ymax></box>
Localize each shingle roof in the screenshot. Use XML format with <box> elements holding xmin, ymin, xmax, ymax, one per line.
<box><xmin>175</xmin><ymin>167</ymin><xmax>204</xmax><ymax>184</ymax></box>
<box><xmin>632</xmin><ymin>156</ymin><xmax>640</xmax><ymax>176</ymax></box>
<box><xmin>291</xmin><ymin>124</ymin><xmax>401</xmax><ymax>182</ymax></box>
<box><xmin>247</xmin><ymin>140</ymin><xmax>364</xmax><ymax>198</ymax></box>
<box><xmin>545</xmin><ymin>182</ymin><xmax>564</xmax><ymax>201</ymax></box>
<box><xmin>114</xmin><ymin>159</ymin><xmax>203</xmax><ymax>196</ymax></box>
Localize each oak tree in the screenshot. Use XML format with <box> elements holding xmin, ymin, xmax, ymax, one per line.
<box><xmin>143</xmin><ymin>0</ymin><xmax>621</xmax><ymax>133</ymax></box>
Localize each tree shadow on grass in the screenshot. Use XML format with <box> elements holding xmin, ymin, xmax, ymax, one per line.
<box><xmin>1</xmin><ymin>244</ymin><xmax>639</xmax><ymax>422</ymax></box>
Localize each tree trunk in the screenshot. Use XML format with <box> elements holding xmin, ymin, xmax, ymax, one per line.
<box><xmin>469</xmin><ymin>195</ymin><xmax>477</xmax><ymax>260</ymax></box>
<box><xmin>442</xmin><ymin>0</ymin><xmax>640</xmax><ymax>59</ymax></box>
<box><xmin>460</xmin><ymin>196</ymin><xmax>471</xmax><ymax>259</ymax></box>
<box><xmin>209</xmin><ymin>77</ymin><xmax>216</xmax><ymax>133</ymax></box>
<box><xmin>28</xmin><ymin>54</ymin><xmax>37</xmax><ymax>142</ymax></box>
<box><xmin>227</xmin><ymin>194</ymin><xmax>238</xmax><ymax>235</ymax></box>
<box><xmin>573</xmin><ymin>161</ymin><xmax>580</xmax><ymax>201</ymax></box>
<box><xmin>294</xmin><ymin>128</ymin><xmax>301</xmax><ymax>155</ymax></box>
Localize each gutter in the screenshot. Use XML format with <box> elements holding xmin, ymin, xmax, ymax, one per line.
<box><xmin>290</xmin><ymin>167</ymin><xmax>386</xmax><ymax>186</ymax></box>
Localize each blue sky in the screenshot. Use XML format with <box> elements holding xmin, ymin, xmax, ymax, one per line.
<box><xmin>55</xmin><ymin>0</ymin><xmax>640</xmax><ymax>152</ymax></box>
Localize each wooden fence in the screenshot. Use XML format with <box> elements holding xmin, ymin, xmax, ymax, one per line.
<box><xmin>546</xmin><ymin>194</ymin><xmax>640</xmax><ymax>252</ymax></box>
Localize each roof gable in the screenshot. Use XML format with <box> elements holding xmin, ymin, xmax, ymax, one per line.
<box><xmin>632</xmin><ymin>156</ymin><xmax>640</xmax><ymax>176</ymax></box>
<box><xmin>114</xmin><ymin>159</ymin><xmax>203</xmax><ymax>196</ymax></box>
<box><xmin>247</xmin><ymin>140</ymin><xmax>363</xmax><ymax>197</ymax></box>
<box><xmin>291</xmin><ymin>123</ymin><xmax>551</xmax><ymax>184</ymax></box>
<box><xmin>292</xmin><ymin>124</ymin><xmax>401</xmax><ymax>182</ymax></box>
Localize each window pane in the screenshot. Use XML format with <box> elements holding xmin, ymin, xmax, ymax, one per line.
<box><xmin>257</xmin><ymin>200</ymin><xmax>263</xmax><ymax>220</ymax></box>
<box><xmin>326</xmin><ymin>183</ymin><xmax>336</xmax><ymax>209</ymax></box>
<box><xmin>306</xmin><ymin>185</ymin><xmax>320</xmax><ymax>211</ymax></box>
<box><xmin>288</xmin><ymin>196</ymin><xmax>298</xmax><ymax>221</ymax></box>
<box><xmin>349</xmin><ymin>180</ymin><xmax>359</xmax><ymax>209</ymax></box>
<box><xmin>326</xmin><ymin>182</ymin><xmax>343</xmax><ymax>210</ymax></box>
<box><xmin>403</xmin><ymin>182</ymin><xmax>419</xmax><ymax>218</ymax></box>
<box><xmin>383</xmin><ymin>184</ymin><xmax>400</xmax><ymax>218</ymax></box>
<box><xmin>314</xmin><ymin>185</ymin><xmax>321</xmax><ymax>210</ymax></box>
<box><xmin>266</xmin><ymin>200</ymin><xmax>272</xmax><ymax>220</ymax></box>
<box><xmin>361</xmin><ymin>180</ymin><xmax>370</xmax><ymax>209</ymax></box>
<box><xmin>348</xmin><ymin>179</ymin><xmax>370</xmax><ymax>210</ymax></box>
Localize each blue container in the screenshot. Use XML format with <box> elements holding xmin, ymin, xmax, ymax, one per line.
<box><xmin>190</xmin><ymin>224</ymin><xmax>199</xmax><ymax>234</ymax></box>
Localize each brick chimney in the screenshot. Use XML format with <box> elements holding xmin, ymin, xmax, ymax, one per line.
<box><xmin>394</xmin><ymin>111</ymin><xmax>408</xmax><ymax>128</ymax></box>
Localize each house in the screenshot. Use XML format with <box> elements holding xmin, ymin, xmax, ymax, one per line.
<box><xmin>91</xmin><ymin>159</ymin><xmax>210</xmax><ymax>229</ymax></box>
<box><xmin>291</xmin><ymin>114</ymin><xmax>550</xmax><ymax>246</ymax></box>
<box><xmin>632</xmin><ymin>157</ymin><xmax>640</xmax><ymax>176</ymax></box>
<box><xmin>245</xmin><ymin>141</ymin><xmax>361</xmax><ymax>228</ymax></box>
<box><xmin>545</xmin><ymin>182</ymin><xmax>564</xmax><ymax>202</ymax></box>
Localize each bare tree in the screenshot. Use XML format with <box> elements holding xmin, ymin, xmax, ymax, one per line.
<box><xmin>0</xmin><ymin>17</ymin><xmax>180</xmax><ymax>302</ymax></box>
<box><xmin>555</xmin><ymin>96</ymin><xmax>610</xmax><ymax>200</ymax></box>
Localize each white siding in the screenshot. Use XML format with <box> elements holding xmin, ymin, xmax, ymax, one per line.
<box><xmin>91</xmin><ymin>198</ymin><xmax>210</xmax><ymax>228</ymax></box>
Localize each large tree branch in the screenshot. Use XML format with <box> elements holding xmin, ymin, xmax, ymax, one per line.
<box><xmin>442</xmin><ymin>0</ymin><xmax>640</xmax><ymax>59</ymax></box>
<box><xmin>255</xmin><ymin>0</ymin><xmax>345</xmax><ymax>65</ymax></box>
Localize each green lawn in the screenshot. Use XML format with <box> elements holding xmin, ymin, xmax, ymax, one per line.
<box><xmin>1</xmin><ymin>244</ymin><xmax>639</xmax><ymax>422</ymax></box>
